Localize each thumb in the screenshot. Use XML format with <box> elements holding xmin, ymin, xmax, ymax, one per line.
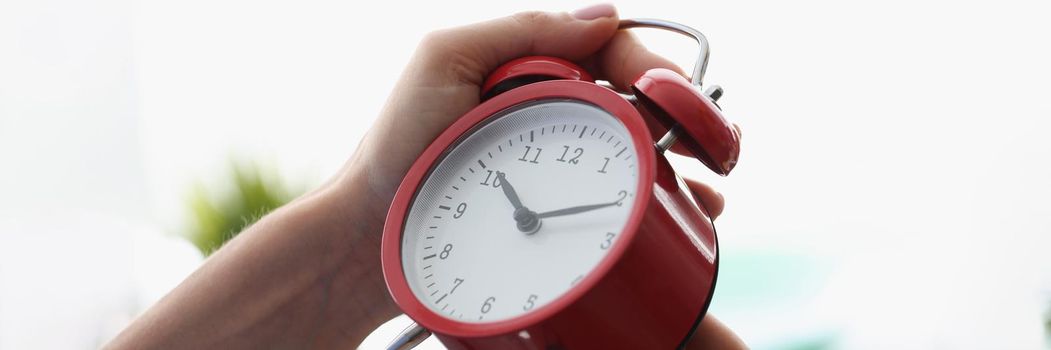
<box><xmin>411</xmin><ymin>5</ymin><xmax>620</xmax><ymax>87</ymax></box>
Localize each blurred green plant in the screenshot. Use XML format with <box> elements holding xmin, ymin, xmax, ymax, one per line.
<box><xmin>1045</xmin><ymin>302</ymin><xmax>1051</xmax><ymax>346</ymax></box>
<box><xmin>186</xmin><ymin>160</ymin><xmax>302</xmax><ymax>255</ymax></box>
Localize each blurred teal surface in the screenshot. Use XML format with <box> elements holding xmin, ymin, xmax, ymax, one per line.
<box><xmin>709</xmin><ymin>248</ymin><xmax>839</xmax><ymax>349</ymax></box>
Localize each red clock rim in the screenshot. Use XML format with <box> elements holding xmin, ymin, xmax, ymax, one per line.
<box><xmin>380</xmin><ymin>80</ymin><xmax>657</xmax><ymax>338</ymax></box>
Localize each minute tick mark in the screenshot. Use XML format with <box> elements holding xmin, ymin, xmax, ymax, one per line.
<box><xmin>572</xmin><ymin>275</ymin><xmax>585</xmax><ymax>285</ymax></box>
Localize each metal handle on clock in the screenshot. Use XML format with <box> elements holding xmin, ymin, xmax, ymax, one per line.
<box><xmin>385</xmin><ymin>321</ymin><xmax>431</xmax><ymax>350</ymax></box>
<box><xmin>617</xmin><ymin>19</ymin><xmax>724</xmax><ymax>154</ymax></box>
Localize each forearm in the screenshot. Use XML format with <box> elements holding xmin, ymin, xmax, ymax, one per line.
<box><xmin>106</xmin><ymin>168</ymin><xmax>399</xmax><ymax>349</ymax></box>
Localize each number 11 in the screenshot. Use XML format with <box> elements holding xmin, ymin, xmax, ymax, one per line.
<box><xmin>518</xmin><ymin>146</ymin><xmax>542</xmax><ymax>164</ymax></box>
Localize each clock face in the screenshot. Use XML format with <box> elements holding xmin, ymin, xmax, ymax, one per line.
<box><xmin>400</xmin><ymin>99</ymin><xmax>641</xmax><ymax>323</ymax></box>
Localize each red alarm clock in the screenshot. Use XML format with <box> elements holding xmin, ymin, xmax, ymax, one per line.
<box><xmin>381</xmin><ymin>19</ymin><xmax>740</xmax><ymax>349</ymax></box>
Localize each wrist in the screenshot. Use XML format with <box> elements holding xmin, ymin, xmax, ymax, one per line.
<box><xmin>308</xmin><ymin>165</ymin><xmax>400</xmax><ymax>309</ymax></box>
<box><xmin>106</xmin><ymin>173</ymin><xmax>400</xmax><ymax>349</ymax></box>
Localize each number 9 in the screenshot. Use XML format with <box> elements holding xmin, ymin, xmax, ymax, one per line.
<box><xmin>453</xmin><ymin>202</ymin><xmax>467</xmax><ymax>219</ymax></box>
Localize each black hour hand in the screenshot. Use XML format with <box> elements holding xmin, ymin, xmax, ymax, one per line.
<box><xmin>495</xmin><ymin>171</ymin><xmax>525</xmax><ymax>210</ymax></box>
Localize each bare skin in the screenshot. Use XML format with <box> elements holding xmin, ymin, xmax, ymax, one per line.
<box><xmin>106</xmin><ymin>4</ymin><xmax>747</xmax><ymax>349</ymax></box>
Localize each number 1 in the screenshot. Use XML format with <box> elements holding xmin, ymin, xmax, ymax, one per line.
<box><xmin>597</xmin><ymin>157</ymin><xmax>611</xmax><ymax>173</ymax></box>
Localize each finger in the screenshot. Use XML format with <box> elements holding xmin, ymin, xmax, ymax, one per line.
<box><xmin>585</xmin><ymin>31</ymin><xmax>700</xmax><ymax>156</ymax></box>
<box><xmin>587</xmin><ymin>31</ymin><xmax>687</xmax><ymax>91</ymax></box>
<box><xmin>412</xmin><ymin>6</ymin><xmax>621</xmax><ymax>87</ymax></box>
<box><xmin>683</xmin><ymin>315</ymin><xmax>748</xmax><ymax>349</ymax></box>
<box><xmin>684</xmin><ymin>178</ymin><xmax>725</xmax><ymax>220</ymax></box>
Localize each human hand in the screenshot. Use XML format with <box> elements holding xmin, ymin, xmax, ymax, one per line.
<box><xmin>107</xmin><ymin>4</ymin><xmax>745</xmax><ymax>350</ymax></box>
<box><xmin>336</xmin><ymin>4</ymin><xmax>745</xmax><ymax>349</ymax></box>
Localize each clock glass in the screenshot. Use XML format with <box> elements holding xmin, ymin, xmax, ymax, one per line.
<box><xmin>401</xmin><ymin>99</ymin><xmax>640</xmax><ymax>323</ymax></box>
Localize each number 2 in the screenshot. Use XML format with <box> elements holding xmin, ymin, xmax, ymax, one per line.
<box><xmin>615</xmin><ymin>190</ymin><xmax>627</xmax><ymax>206</ymax></box>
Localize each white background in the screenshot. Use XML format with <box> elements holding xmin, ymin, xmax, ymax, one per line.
<box><xmin>1</xmin><ymin>0</ymin><xmax>1049</xmax><ymax>349</ymax></box>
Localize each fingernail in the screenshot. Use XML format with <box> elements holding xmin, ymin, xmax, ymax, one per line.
<box><xmin>572</xmin><ymin>3</ymin><xmax>616</xmax><ymax>20</ymax></box>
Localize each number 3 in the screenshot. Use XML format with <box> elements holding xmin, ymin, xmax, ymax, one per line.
<box><xmin>600</xmin><ymin>232</ymin><xmax>616</xmax><ymax>249</ymax></box>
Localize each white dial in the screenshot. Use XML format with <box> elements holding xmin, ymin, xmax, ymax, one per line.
<box><xmin>401</xmin><ymin>100</ymin><xmax>640</xmax><ymax>323</ymax></box>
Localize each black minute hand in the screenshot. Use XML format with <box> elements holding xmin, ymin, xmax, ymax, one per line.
<box><xmin>536</xmin><ymin>200</ymin><xmax>622</xmax><ymax>219</ymax></box>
